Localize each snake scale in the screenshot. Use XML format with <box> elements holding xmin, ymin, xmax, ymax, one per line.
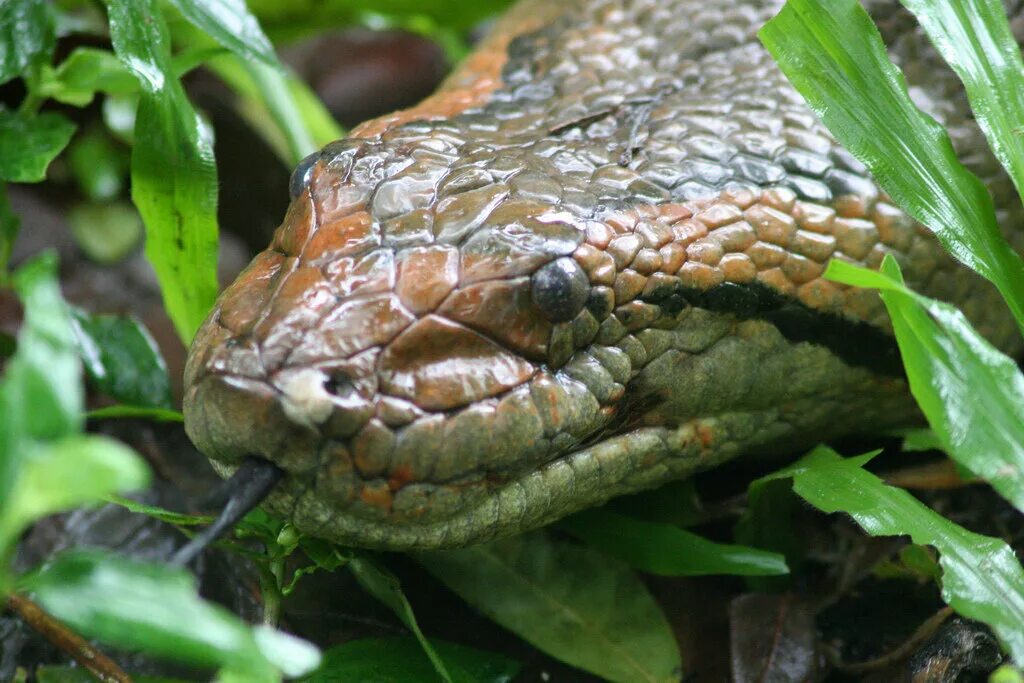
<box><xmin>182</xmin><ymin>0</ymin><xmax>1024</xmax><ymax>549</ymax></box>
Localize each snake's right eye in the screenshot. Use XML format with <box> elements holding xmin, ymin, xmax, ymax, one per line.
<box><xmin>531</xmin><ymin>257</ymin><xmax>590</xmax><ymax>323</ymax></box>
<box><xmin>289</xmin><ymin>151</ymin><xmax>320</xmax><ymax>199</ymax></box>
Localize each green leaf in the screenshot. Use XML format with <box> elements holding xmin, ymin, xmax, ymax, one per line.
<box><xmin>349</xmin><ymin>557</ymin><xmax>453</xmax><ymax>683</ymax></box>
<box><xmin>0</xmin><ymin>435</ymin><xmax>149</xmax><ymax>551</ymax></box>
<box><xmin>0</xmin><ymin>111</ymin><xmax>76</xmax><ymax>183</ymax></box>
<box><xmin>106</xmin><ymin>0</ymin><xmax>219</xmax><ymax>344</ymax></box>
<box><xmin>734</xmin><ymin>477</ymin><xmax>805</xmax><ymax>591</ymax></box>
<box><xmin>765</xmin><ymin>446</ymin><xmax>1024</xmax><ymax>661</ymax></box>
<box><xmin>760</xmin><ymin>0</ymin><xmax>1024</xmax><ymax>328</ymax></box>
<box><xmin>205</xmin><ymin>52</ymin><xmax>340</xmax><ymax>164</ymax></box>
<box><xmin>898</xmin><ymin>0</ymin><xmax>1024</xmax><ymax>199</ymax></box>
<box><xmin>166</xmin><ymin>0</ymin><xmax>280</xmax><ymax>70</ymax></box>
<box><xmin>301</xmin><ymin>637</ymin><xmax>520</xmax><ymax>683</ymax></box>
<box><xmin>87</xmin><ymin>405</ymin><xmax>185</xmax><ymax>422</ymax></box>
<box><xmin>20</xmin><ymin>551</ymin><xmax>321</xmax><ymax>677</ymax></box>
<box><xmin>106</xmin><ymin>494</ymin><xmax>211</xmax><ymax>527</ymax></box>
<box><xmin>0</xmin><ymin>0</ymin><xmax>55</xmax><ymax>85</ymax></box>
<box><xmin>1</xmin><ymin>253</ymin><xmax>82</xmax><ymax>453</ymax></box>
<box><xmin>826</xmin><ymin>257</ymin><xmax>1024</xmax><ymax>513</ymax></box>
<box><xmin>40</xmin><ymin>47</ymin><xmax>139</xmax><ymax>107</ymax></box>
<box><xmin>416</xmin><ymin>531</ymin><xmax>681</xmax><ymax>683</ymax></box>
<box><xmin>71</xmin><ymin>307</ymin><xmax>173</xmax><ymax>409</ymax></box>
<box><xmin>0</xmin><ymin>184</ymin><xmax>18</xmax><ymax>274</ymax></box>
<box><xmin>67</xmin><ymin>202</ymin><xmax>142</xmax><ymax>263</ymax></box>
<box><xmin>36</xmin><ymin>664</ymin><xmax>189</xmax><ymax>683</ymax></box>
<box><xmin>559</xmin><ymin>508</ymin><xmax>788</xmax><ymax>577</ymax></box>
<box><xmin>66</xmin><ymin>126</ymin><xmax>127</xmax><ymax>201</ymax></box>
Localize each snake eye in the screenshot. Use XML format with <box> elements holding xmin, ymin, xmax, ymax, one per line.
<box><xmin>531</xmin><ymin>257</ymin><xmax>590</xmax><ymax>323</ymax></box>
<box><xmin>289</xmin><ymin>151</ymin><xmax>320</xmax><ymax>199</ymax></box>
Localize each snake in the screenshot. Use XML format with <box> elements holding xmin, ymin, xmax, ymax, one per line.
<box><xmin>182</xmin><ymin>0</ymin><xmax>1024</xmax><ymax>550</ymax></box>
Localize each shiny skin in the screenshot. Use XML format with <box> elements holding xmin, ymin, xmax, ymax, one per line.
<box><xmin>184</xmin><ymin>0</ymin><xmax>1024</xmax><ymax>549</ymax></box>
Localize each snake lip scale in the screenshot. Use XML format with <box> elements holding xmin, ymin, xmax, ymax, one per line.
<box><xmin>182</xmin><ymin>0</ymin><xmax>1024</xmax><ymax>550</ymax></box>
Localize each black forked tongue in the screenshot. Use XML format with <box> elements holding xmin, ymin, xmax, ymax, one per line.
<box><xmin>170</xmin><ymin>457</ymin><xmax>284</xmax><ymax>567</ymax></box>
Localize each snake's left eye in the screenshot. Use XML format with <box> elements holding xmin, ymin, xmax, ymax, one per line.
<box><xmin>289</xmin><ymin>151</ymin><xmax>320</xmax><ymax>199</ymax></box>
<box><xmin>531</xmin><ymin>257</ymin><xmax>590</xmax><ymax>323</ymax></box>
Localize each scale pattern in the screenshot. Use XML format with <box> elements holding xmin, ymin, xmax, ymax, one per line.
<box><xmin>184</xmin><ymin>0</ymin><xmax>1023</xmax><ymax>548</ymax></box>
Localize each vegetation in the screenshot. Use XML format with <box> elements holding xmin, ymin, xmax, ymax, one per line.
<box><xmin>1</xmin><ymin>0</ymin><xmax>1024</xmax><ymax>680</ymax></box>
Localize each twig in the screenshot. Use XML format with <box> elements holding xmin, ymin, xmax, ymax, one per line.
<box><xmin>5</xmin><ymin>593</ymin><xmax>133</xmax><ymax>683</ymax></box>
<box><xmin>824</xmin><ymin>605</ymin><xmax>955</xmax><ymax>674</ymax></box>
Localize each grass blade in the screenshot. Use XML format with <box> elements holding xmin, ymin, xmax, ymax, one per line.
<box><xmin>764</xmin><ymin>446</ymin><xmax>1024</xmax><ymax>661</ymax></box>
<box><xmin>760</xmin><ymin>0</ymin><xmax>1024</xmax><ymax>328</ymax></box>
<box><xmin>559</xmin><ymin>508</ymin><xmax>788</xmax><ymax>577</ymax></box>
<box><xmin>826</xmin><ymin>256</ymin><xmax>1024</xmax><ymax>512</ymax></box>
<box><xmin>106</xmin><ymin>0</ymin><xmax>219</xmax><ymax>344</ymax></box>
<box><xmin>899</xmin><ymin>0</ymin><xmax>1024</xmax><ymax>198</ymax></box>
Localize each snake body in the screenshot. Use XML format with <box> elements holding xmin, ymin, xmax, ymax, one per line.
<box><xmin>183</xmin><ymin>0</ymin><xmax>1024</xmax><ymax>549</ymax></box>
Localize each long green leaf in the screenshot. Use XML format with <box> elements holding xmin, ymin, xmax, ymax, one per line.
<box><xmin>302</xmin><ymin>637</ymin><xmax>520</xmax><ymax>683</ymax></box>
<box><xmin>106</xmin><ymin>0</ymin><xmax>219</xmax><ymax>344</ymax></box>
<box><xmin>417</xmin><ymin>531</ymin><xmax>681</xmax><ymax>683</ymax></box>
<box><xmin>827</xmin><ymin>257</ymin><xmax>1024</xmax><ymax>512</ymax></box>
<box><xmin>899</xmin><ymin>0</ymin><xmax>1024</xmax><ymax>198</ymax></box>
<box><xmin>760</xmin><ymin>0</ymin><xmax>1024</xmax><ymax>328</ymax></box>
<box><xmin>559</xmin><ymin>508</ymin><xmax>788</xmax><ymax>577</ymax></box>
<box><xmin>20</xmin><ymin>551</ymin><xmax>321</xmax><ymax>678</ymax></box>
<box><xmin>166</xmin><ymin>0</ymin><xmax>280</xmax><ymax>69</ymax></box>
<box><xmin>765</xmin><ymin>446</ymin><xmax>1024</xmax><ymax>660</ymax></box>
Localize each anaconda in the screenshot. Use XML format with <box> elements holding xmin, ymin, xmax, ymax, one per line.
<box><xmin>183</xmin><ymin>0</ymin><xmax>1024</xmax><ymax>549</ymax></box>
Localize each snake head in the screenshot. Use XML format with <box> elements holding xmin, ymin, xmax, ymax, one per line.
<box><xmin>182</xmin><ymin>135</ymin><xmax>629</xmax><ymax>548</ymax></box>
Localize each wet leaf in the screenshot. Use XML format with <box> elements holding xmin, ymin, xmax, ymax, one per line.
<box><xmin>559</xmin><ymin>508</ymin><xmax>788</xmax><ymax>577</ymax></box>
<box><xmin>764</xmin><ymin>446</ymin><xmax>1024</xmax><ymax>661</ymax></box>
<box><xmin>301</xmin><ymin>637</ymin><xmax>520</xmax><ymax>683</ymax></box>
<box><xmin>417</xmin><ymin>531</ymin><xmax>681</xmax><ymax>683</ymax></box>
<box><xmin>827</xmin><ymin>257</ymin><xmax>1024</xmax><ymax>514</ymax></box>
<box><xmin>349</xmin><ymin>556</ymin><xmax>453</xmax><ymax>683</ymax></box>
<box><xmin>898</xmin><ymin>0</ymin><xmax>1024</xmax><ymax>198</ymax></box>
<box><xmin>0</xmin><ymin>111</ymin><xmax>76</xmax><ymax>183</ymax></box>
<box><xmin>167</xmin><ymin>0</ymin><xmax>280</xmax><ymax>69</ymax></box>
<box><xmin>0</xmin><ymin>0</ymin><xmax>54</xmax><ymax>85</ymax></box>
<box><xmin>106</xmin><ymin>0</ymin><xmax>219</xmax><ymax>344</ymax></box>
<box><xmin>760</xmin><ymin>0</ymin><xmax>1024</xmax><ymax>327</ymax></box>
<box><xmin>729</xmin><ymin>594</ymin><xmax>819</xmax><ymax>683</ymax></box>
<box><xmin>19</xmin><ymin>551</ymin><xmax>321</xmax><ymax>678</ymax></box>
<box><xmin>71</xmin><ymin>307</ymin><xmax>173</xmax><ymax>409</ymax></box>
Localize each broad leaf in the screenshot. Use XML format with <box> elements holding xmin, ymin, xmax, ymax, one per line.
<box><xmin>71</xmin><ymin>308</ymin><xmax>173</xmax><ymax>409</ymax></box>
<box><xmin>0</xmin><ymin>0</ymin><xmax>54</xmax><ymax>85</ymax></box>
<box><xmin>302</xmin><ymin>637</ymin><xmax>520</xmax><ymax>683</ymax></box>
<box><xmin>20</xmin><ymin>552</ymin><xmax>321</xmax><ymax>678</ymax></box>
<box><xmin>760</xmin><ymin>0</ymin><xmax>1024</xmax><ymax>327</ymax></box>
<box><xmin>40</xmin><ymin>47</ymin><xmax>139</xmax><ymax>107</ymax></box>
<box><xmin>0</xmin><ymin>435</ymin><xmax>149</xmax><ymax>551</ymax></box>
<box><xmin>0</xmin><ymin>111</ymin><xmax>76</xmax><ymax>183</ymax></box>
<box><xmin>349</xmin><ymin>557</ymin><xmax>453</xmax><ymax>683</ymax></box>
<box><xmin>766</xmin><ymin>446</ymin><xmax>1024</xmax><ymax>661</ymax></box>
<box><xmin>106</xmin><ymin>0</ymin><xmax>219</xmax><ymax>344</ymax></box>
<box><xmin>417</xmin><ymin>531</ymin><xmax>681</xmax><ymax>683</ymax></box>
<box><xmin>559</xmin><ymin>508</ymin><xmax>788</xmax><ymax>577</ymax></box>
<box><xmin>827</xmin><ymin>257</ymin><xmax>1024</xmax><ymax>513</ymax></box>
